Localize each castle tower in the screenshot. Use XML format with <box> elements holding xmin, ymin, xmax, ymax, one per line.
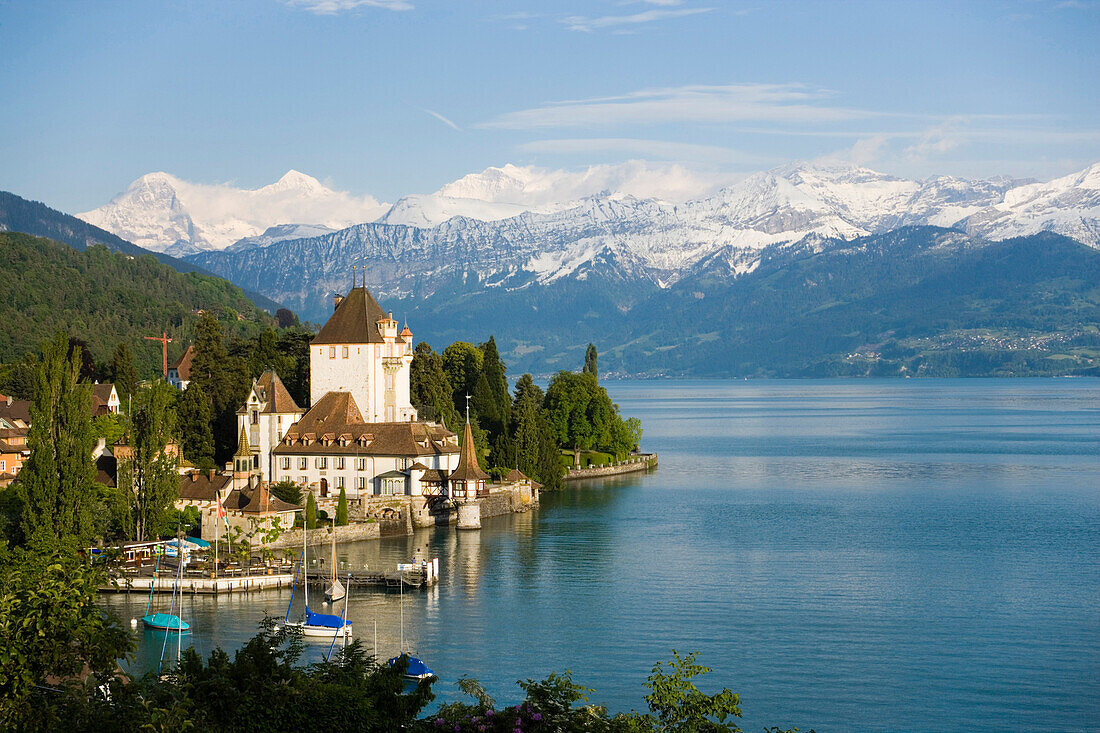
<box><xmin>309</xmin><ymin>286</ymin><xmax>417</xmax><ymax>423</ymax></box>
<box><xmin>232</xmin><ymin>426</ymin><xmax>257</xmax><ymax>491</ymax></box>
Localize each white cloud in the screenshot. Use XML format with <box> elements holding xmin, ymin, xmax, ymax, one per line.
<box><xmin>518</xmin><ymin>137</ymin><xmax>773</xmax><ymax>167</ymax></box>
<box><xmin>284</xmin><ymin>0</ymin><xmax>412</xmax><ymax>14</ymax></box>
<box><xmin>422</xmin><ymin>108</ymin><xmax>460</xmax><ymax>131</ymax></box>
<box><xmin>481</xmin><ymin>83</ymin><xmax>878</xmax><ymax>130</ymax></box>
<box><xmin>562</xmin><ymin>6</ymin><xmax>713</xmax><ymax>32</ymax></box>
<box><xmin>435</xmin><ymin>161</ymin><xmax>732</xmax><ymax>205</ymax></box>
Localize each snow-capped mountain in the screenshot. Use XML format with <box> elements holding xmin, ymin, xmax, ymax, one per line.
<box><xmin>959</xmin><ymin>162</ymin><xmax>1100</xmax><ymax>246</ymax></box>
<box><xmin>78</xmin><ymin>170</ymin><xmax>388</xmax><ymax>256</ymax></box>
<box><xmin>186</xmin><ymin>160</ymin><xmax>1100</xmax><ymax>323</ymax></box>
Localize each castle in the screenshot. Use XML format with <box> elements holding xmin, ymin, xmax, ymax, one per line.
<box><xmin>237</xmin><ymin>286</ymin><xmax>479</xmax><ymax>503</ymax></box>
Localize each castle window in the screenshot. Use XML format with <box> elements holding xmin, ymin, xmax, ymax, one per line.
<box><xmin>317</xmin><ymin>457</ymin><xmax>327</xmax><ymax>470</ymax></box>
<box><xmin>357</xmin><ymin>458</ymin><xmax>366</xmax><ymax>471</ymax></box>
<box><xmin>253</xmin><ymin>455</ymin><xmax>259</xmax><ymax>469</ymax></box>
<box><xmin>358</xmin><ymin>476</ymin><xmax>366</xmax><ymax>490</ymax></box>
<box><xmin>299</xmin><ymin>476</ymin><xmax>307</xmax><ymax>485</ymax></box>
<box><xmin>336</xmin><ymin>457</ymin><xmax>345</xmax><ymax>470</ymax></box>
<box><xmin>342</xmin><ymin>346</ymin><xmax>349</xmax><ymax>358</ymax></box>
<box><xmin>281</xmin><ymin>457</ymin><xmax>290</xmax><ymax>470</ymax></box>
<box><xmin>337</xmin><ymin>476</ymin><xmax>345</xmax><ymax>489</ymax></box>
<box><xmin>299</xmin><ymin>457</ymin><xmax>308</xmax><ymax>470</ymax></box>
<box><xmin>251</xmin><ymin>410</ymin><xmax>258</xmax><ymax>425</ymax></box>
<box><xmin>329</xmin><ymin>347</ymin><xmax>336</xmax><ymax>359</ymax></box>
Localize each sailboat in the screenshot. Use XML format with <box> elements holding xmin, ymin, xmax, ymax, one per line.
<box><xmin>284</xmin><ymin>515</ymin><xmax>352</xmax><ymax>639</ymax></box>
<box><xmin>323</xmin><ymin>519</ymin><xmax>345</xmax><ymax>603</ymax></box>
<box><xmin>142</xmin><ymin>546</ymin><xmax>190</xmax><ymax>632</ymax></box>
<box><xmin>386</xmin><ymin>564</ymin><xmax>433</xmax><ymax>681</ymax></box>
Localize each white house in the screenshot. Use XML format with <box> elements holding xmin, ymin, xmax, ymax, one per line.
<box><xmin>236</xmin><ymin>370</ymin><xmax>305</xmax><ymax>482</ymax></box>
<box><xmin>167</xmin><ymin>346</ymin><xmax>193</xmax><ymax>390</ymax></box>
<box><xmin>271</xmin><ymin>391</ymin><xmax>460</xmax><ymax>499</ymax></box>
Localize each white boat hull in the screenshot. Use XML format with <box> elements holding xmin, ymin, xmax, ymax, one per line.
<box><xmin>283</xmin><ymin>621</ymin><xmax>353</xmax><ymax>638</ymax></box>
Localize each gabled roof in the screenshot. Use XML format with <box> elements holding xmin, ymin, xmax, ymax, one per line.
<box><xmin>449</xmin><ymin>420</ymin><xmax>488</xmax><ymax>482</ymax></box>
<box><xmin>224</xmin><ymin>483</ymin><xmax>299</xmax><ymax>514</ymax></box>
<box><xmin>178</xmin><ymin>471</ymin><xmax>233</xmax><ymax>501</ymax></box>
<box><xmin>254</xmin><ymin>370</ymin><xmax>302</xmax><ymax>414</ymax></box>
<box><xmin>169</xmin><ymin>345</ymin><xmax>194</xmax><ymax>380</ymax></box>
<box><xmin>312</xmin><ymin>287</ymin><xmax>390</xmax><ymax>345</ymax></box>
<box><xmin>274</xmin><ymin>392</ymin><xmax>458</xmax><ymax>457</ymax></box>
<box><xmin>92</xmin><ymin>383</ymin><xmax>117</xmax><ymax>403</ymax></box>
<box><xmin>0</xmin><ymin>397</ymin><xmax>31</xmax><ymax>427</ymax></box>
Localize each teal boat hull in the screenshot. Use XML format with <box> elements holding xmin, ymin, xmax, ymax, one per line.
<box><xmin>142</xmin><ymin>613</ymin><xmax>191</xmax><ymax>632</ymax></box>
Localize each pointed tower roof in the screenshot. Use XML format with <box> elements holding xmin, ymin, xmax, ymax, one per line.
<box><xmin>312</xmin><ymin>286</ymin><xmax>390</xmax><ymax>345</ymax></box>
<box><xmin>449</xmin><ymin>420</ymin><xmax>489</xmax><ymax>482</ymax></box>
<box><xmin>253</xmin><ymin>370</ymin><xmax>302</xmax><ymax>414</ymax></box>
<box><xmin>235</xmin><ymin>426</ymin><xmax>252</xmax><ymax>458</ymax></box>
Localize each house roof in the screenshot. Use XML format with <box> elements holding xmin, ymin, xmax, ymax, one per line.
<box><xmin>245</xmin><ymin>370</ymin><xmax>302</xmax><ymax>415</ymax></box>
<box><xmin>0</xmin><ymin>397</ymin><xmax>31</xmax><ymax>427</ymax></box>
<box><xmin>449</xmin><ymin>420</ymin><xmax>488</xmax><ymax>482</ymax></box>
<box><xmin>274</xmin><ymin>392</ymin><xmax>458</xmax><ymax>457</ymax></box>
<box><xmin>312</xmin><ymin>287</ymin><xmax>391</xmax><ymax>345</ymax></box>
<box><xmin>224</xmin><ymin>483</ymin><xmax>299</xmax><ymax>514</ymax></box>
<box><xmin>169</xmin><ymin>345</ymin><xmax>194</xmax><ymax>380</ymax></box>
<box><xmin>92</xmin><ymin>383</ymin><xmax>117</xmax><ymax>403</ymax></box>
<box><xmin>178</xmin><ymin>471</ymin><xmax>233</xmax><ymax>501</ymax></box>
<box><xmin>95</xmin><ymin>455</ymin><xmax>117</xmax><ymax>488</ymax></box>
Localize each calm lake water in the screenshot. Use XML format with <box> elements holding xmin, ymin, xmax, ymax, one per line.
<box><xmin>102</xmin><ymin>379</ymin><xmax>1100</xmax><ymax>732</ymax></box>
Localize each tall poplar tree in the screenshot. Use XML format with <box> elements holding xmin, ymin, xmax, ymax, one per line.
<box><xmin>177</xmin><ymin>379</ymin><xmax>215</xmax><ymax>469</ymax></box>
<box><xmin>189</xmin><ymin>312</ymin><xmax>250</xmax><ymax>463</ymax></box>
<box><xmin>584</xmin><ymin>343</ymin><xmax>598</xmax><ymax>379</ymax></box>
<box><xmin>118</xmin><ymin>382</ymin><xmax>179</xmax><ymax>541</ymax></box>
<box><xmin>17</xmin><ymin>333</ymin><xmax>97</xmax><ymax>548</ymax></box>
<box><xmin>108</xmin><ymin>342</ymin><xmax>138</xmax><ymax>404</ymax></box>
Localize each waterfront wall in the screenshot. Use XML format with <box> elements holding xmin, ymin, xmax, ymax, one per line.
<box><xmin>266</xmin><ymin>522</ymin><xmax>380</xmax><ymax>550</ymax></box>
<box><xmin>563</xmin><ymin>453</ymin><xmax>657</xmax><ymax>482</ymax></box>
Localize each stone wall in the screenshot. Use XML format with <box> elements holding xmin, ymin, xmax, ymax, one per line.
<box><xmin>266</xmin><ymin>521</ymin><xmax>380</xmax><ymax>551</ymax></box>
<box><xmin>563</xmin><ymin>453</ymin><xmax>657</xmax><ymax>482</ymax></box>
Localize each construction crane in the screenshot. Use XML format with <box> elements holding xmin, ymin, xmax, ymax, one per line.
<box><xmin>144</xmin><ymin>332</ymin><xmax>173</xmax><ymax>379</ymax></box>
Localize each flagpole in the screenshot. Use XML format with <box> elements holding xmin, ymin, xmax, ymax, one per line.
<box><xmin>214</xmin><ymin>489</ymin><xmax>219</xmax><ymax>579</ymax></box>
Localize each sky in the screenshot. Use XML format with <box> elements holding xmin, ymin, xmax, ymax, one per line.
<box><xmin>1</xmin><ymin>0</ymin><xmax>1098</xmax><ymax>213</ymax></box>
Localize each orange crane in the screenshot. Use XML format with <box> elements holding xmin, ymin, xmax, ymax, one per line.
<box><xmin>144</xmin><ymin>332</ymin><xmax>173</xmax><ymax>379</ymax></box>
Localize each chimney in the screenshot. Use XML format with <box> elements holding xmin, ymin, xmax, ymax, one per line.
<box><xmin>209</xmin><ymin>468</ymin><xmax>216</xmax><ymax>480</ymax></box>
<box><xmin>190</xmin><ymin>472</ymin><xmax>198</xmax><ymax>482</ymax></box>
<box><xmin>333</xmin><ymin>293</ymin><xmax>344</xmax><ymax>311</ymax></box>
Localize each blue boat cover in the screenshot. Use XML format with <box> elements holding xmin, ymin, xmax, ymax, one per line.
<box><xmin>389</xmin><ymin>655</ymin><xmax>434</xmax><ymax>677</ymax></box>
<box><xmin>142</xmin><ymin>613</ymin><xmax>191</xmax><ymax>631</ymax></box>
<box><xmin>305</xmin><ymin>607</ymin><xmax>349</xmax><ymax>629</ymax></box>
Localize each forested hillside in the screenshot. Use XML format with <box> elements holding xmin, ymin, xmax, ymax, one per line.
<box><xmin>0</xmin><ymin>231</ymin><xmax>274</xmax><ymax>377</ymax></box>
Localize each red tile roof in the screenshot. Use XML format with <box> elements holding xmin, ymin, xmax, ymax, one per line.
<box><xmin>312</xmin><ymin>287</ymin><xmax>390</xmax><ymax>345</ymax></box>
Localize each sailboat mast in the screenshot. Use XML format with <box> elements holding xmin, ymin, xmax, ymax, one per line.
<box><xmin>303</xmin><ymin>512</ymin><xmax>308</xmax><ymax>608</ymax></box>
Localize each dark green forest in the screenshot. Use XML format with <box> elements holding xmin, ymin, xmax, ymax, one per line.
<box><xmin>0</xmin><ymin>231</ymin><xmax>276</xmax><ymax>380</ymax></box>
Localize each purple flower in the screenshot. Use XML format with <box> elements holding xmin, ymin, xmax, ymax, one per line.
<box><xmin>532</xmin><ymin>713</ymin><xmax>542</xmax><ymax>721</ymax></box>
<box><xmin>454</xmin><ymin>726</ymin><xmax>461</xmax><ymax>733</ymax></box>
<box><xmin>486</xmin><ymin>710</ymin><xmax>494</xmax><ymax>717</ymax></box>
<box><xmin>434</xmin><ymin>720</ymin><xmax>444</xmax><ymax>728</ymax></box>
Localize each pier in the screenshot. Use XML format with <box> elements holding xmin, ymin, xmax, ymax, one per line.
<box><xmin>101</xmin><ymin>558</ymin><xmax>439</xmax><ymax>595</ymax></box>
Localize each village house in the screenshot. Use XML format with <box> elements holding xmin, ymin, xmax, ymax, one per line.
<box><xmin>91</xmin><ymin>382</ymin><xmax>121</xmax><ymax>415</ymax></box>
<box><xmin>167</xmin><ymin>345</ymin><xmax>193</xmax><ymax>390</ymax></box>
<box><xmin>237</xmin><ymin>370</ymin><xmax>305</xmax><ymax>482</ymax></box>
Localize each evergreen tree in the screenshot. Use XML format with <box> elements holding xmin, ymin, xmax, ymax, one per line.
<box><xmin>410</xmin><ymin>342</ymin><xmax>460</xmax><ymax>430</ymax></box>
<box><xmin>305</xmin><ymin>491</ymin><xmax>317</xmax><ymax>530</ymax></box>
<box><xmin>584</xmin><ymin>343</ymin><xmax>598</xmax><ymax>379</ymax></box>
<box><xmin>118</xmin><ymin>382</ymin><xmax>179</xmax><ymax>541</ymax></box>
<box><xmin>108</xmin><ymin>342</ymin><xmax>138</xmax><ymax>404</ymax></box>
<box><xmin>336</xmin><ymin>488</ymin><xmax>348</xmax><ymax>526</ymax></box>
<box><xmin>441</xmin><ymin>341</ymin><xmax>483</xmax><ymax>413</ymax></box>
<box><xmin>177</xmin><ymin>380</ymin><xmax>215</xmax><ymax>470</ymax></box>
<box><xmin>16</xmin><ymin>333</ymin><xmax>98</xmax><ymax>548</ymax></box>
<box><xmin>509</xmin><ymin>374</ymin><xmax>564</xmax><ymax>491</ymax></box>
<box><xmin>190</xmin><ymin>312</ymin><xmax>250</xmax><ymax>463</ymax></box>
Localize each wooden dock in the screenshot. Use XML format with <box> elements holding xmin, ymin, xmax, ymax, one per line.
<box><xmin>302</xmin><ymin>564</ymin><xmax>436</xmax><ymax>590</ymax></box>
<box><xmin>102</xmin><ymin>572</ymin><xmax>296</xmax><ymax>595</ymax></box>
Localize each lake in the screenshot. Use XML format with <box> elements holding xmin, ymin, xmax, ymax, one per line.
<box><xmin>102</xmin><ymin>379</ymin><xmax>1100</xmax><ymax>732</ymax></box>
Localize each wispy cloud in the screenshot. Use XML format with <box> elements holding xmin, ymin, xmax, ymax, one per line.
<box><xmin>284</xmin><ymin>0</ymin><xmax>412</xmax><ymax>14</ymax></box>
<box><xmin>518</xmin><ymin>137</ymin><xmax>773</xmax><ymax>167</ymax></box>
<box><xmin>422</xmin><ymin>108</ymin><xmax>460</xmax><ymax>131</ymax></box>
<box><xmin>563</xmin><ymin>6</ymin><xmax>713</xmax><ymax>32</ymax></box>
<box><xmin>482</xmin><ymin>83</ymin><xmax>877</xmax><ymax>130</ymax></box>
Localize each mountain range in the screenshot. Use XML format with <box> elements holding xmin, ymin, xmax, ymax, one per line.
<box><xmin>21</xmin><ymin>160</ymin><xmax>1100</xmax><ymax>376</ymax></box>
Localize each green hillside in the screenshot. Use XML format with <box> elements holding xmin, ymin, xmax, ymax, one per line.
<box><xmin>0</xmin><ymin>231</ymin><xmax>274</xmax><ymax>377</ymax></box>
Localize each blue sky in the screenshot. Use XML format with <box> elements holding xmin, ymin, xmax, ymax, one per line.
<box><xmin>1</xmin><ymin>0</ymin><xmax>1098</xmax><ymax>212</ymax></box>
